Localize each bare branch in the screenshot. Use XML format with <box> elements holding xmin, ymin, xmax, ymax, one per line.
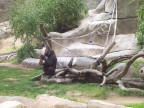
<box><xmin>107</xmin><ymin>55</ymin><xmax>133</xmax><ymax>69</ymax></box>
<box><xmin>115</xmin><ymin>52</ymin><xmax>144</xmax><ymax>80</ymax></box>
<box><xmin>40</xmin><ymin>24</ymin><xmax>52</xmax><ymax>49</ymax></box>
<box><xmin>101</xmin><ymin>59</ymin><xmax>107</xmax><ymax>73</ymax></box>
<box><xmin>116</xmin><ymin>80</ymin><xmax>144</xmax><ymax>92</ymax></box>
<box><xmin>54</xmin><ymin>71</ymin><xmax>65</xmax><ymax>78</ymax></box>
<box><xmin>91</xmin><ymin>41</ymin><xmax>116</xmax><ymax>69</ymax></box>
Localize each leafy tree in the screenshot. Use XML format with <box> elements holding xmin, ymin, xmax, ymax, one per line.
<box><xmin>10</xmin><ymin>0</ymin><xmax>87</xmax><ymax>62</ymax></box>
<box><xmin>136</xmin><ymin>0</ymin><xmax>144</xmax><ymax>49</ymax></box>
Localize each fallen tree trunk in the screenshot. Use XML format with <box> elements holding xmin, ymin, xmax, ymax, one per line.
<box><xmin>116</xmin><ymin>51</ymin><xmax>144</xmax><ymax>80</ymax></box>
<box><xmin>122</xmin><ymin>78</ymin><xmax>144</xmax><ymax>89</ymax></box>
<box><xmin>91</xmin><ymin>41</ymin><xmax>116</xmax><ymax>69</ymax></box>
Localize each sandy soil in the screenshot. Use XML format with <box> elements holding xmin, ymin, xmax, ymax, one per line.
<box><xmin>0</xmin><ymin>62</ymin><xmax>34</xmax><ymax>71</ymax></box>
<box><xmin>105</xmin><ymin>93</ymin><xmax>144</xmax><ymax>105</ymax></box>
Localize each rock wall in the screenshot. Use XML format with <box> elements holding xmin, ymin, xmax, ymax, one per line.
<box><xmin>0</xmin><ymin>0</ymin><xmax>10</xmax><ymax>23</ymax></box>
<box><xmin>84</xmin><ymin>0</ymin><xmax>101</xmax><ymax>9</ymax></box>
<box><xmin>117</xmin><ymin>0</ymin><xmax>139</xmax><ymax>34</ymax></box>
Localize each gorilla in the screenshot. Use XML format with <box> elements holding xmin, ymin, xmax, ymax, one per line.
<box><xmin>39</xmin><ymin>49</ymin><xmax>57</xmax><ymax>77</ymax></box>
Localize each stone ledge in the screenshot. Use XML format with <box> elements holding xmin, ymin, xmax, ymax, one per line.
<box><xmin>0</xmin><ymin>94</ymin><xmax>129</xmax><ymax>108</ymax></box>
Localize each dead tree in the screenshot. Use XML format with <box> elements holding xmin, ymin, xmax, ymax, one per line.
<box><xmin>31</xmin><ymin>25</ymin><xmax>144</xmax><ymax>92</ymax></box>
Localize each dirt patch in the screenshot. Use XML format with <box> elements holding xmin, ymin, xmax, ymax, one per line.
<box><xmin>66</xmin><ymin>91</ymin><xmax>144</xmax><ymax>105</ymax></box>
<box><xmin>105</xmin><ymin>93</ymin><xmax>144</xmax><ymax>105</ymax></box>
<box><xmin>0</xmin><ymin>62</ymin><xmax>34</xmax><ymax>71</ymax></box>
<box><xmin>3</xmin><ymin>78</ymin><xmax>18</xmax><ymax>82</ymax></box>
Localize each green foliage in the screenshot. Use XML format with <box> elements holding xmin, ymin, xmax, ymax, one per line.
<box><xmin>35</xmin><ymin>0</ymin><xmax>87</xmax><ymax>32</ymax></box>
<box><xmin>10</xmin><ymin>0</ymin><xmax>87</xmax><ymax>62</ymax></box>
<box><xmin>136</xmin><ymin>2</ymin><xmax>144</xmax><ymax>48</ymax></box>
<box><xmin>16</xmin><ymin>44</ymin><xmax>36</xmax><ymax>63</ymax></box>
<box><xmin>10</xmin><ymin>0</ymin><xmax>87</xmax><ymax>35</ymax></box>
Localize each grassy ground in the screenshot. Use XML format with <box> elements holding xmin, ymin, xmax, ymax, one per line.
<box><xmin>127</xmin><ymin>104</ymin><xmax>144</xmax><ymax>108</ymax></box>
<box><xmin>0</xmin><ymin>65</ymin><xmax>144</xmax><ymax>104</ymax></box>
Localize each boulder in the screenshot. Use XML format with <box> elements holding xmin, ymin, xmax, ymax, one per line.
<box><xmin>0</xmin><ymin>101</ymin><xmax>27</xmax><ymax>108</ymax></box>
<box><xmin>21</xmin><ymin>58</ymin><xmax>40</xmax><ymax>68</ymax></box>
<box><xmin>31</xmin><ymin>94</ymin><xmax>87</xmax><ymax>108</ymax></box>
<box><xmin>88</xmin><ymin>100</ymin><xmax>129</xmax><ymax>108</ymax></box>
<box><xmin>21</xmin><ymin>57</ymin><xmax>95</xmax><ymax>70</ymax></box>
<box><xmin>0</xmin><ymin>96</ymin><xmax>34</xmax><ymax>108</ymax></box>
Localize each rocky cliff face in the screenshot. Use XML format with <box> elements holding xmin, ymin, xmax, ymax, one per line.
<box><xmin>0</xmin><ymin>0</ymin><xmax>10</xmax><ymax>23</ymax></box>
<box><xmin>84</xmin><ymin>0</ymin><xmax>101</xmax><ymax>9</ymax></box>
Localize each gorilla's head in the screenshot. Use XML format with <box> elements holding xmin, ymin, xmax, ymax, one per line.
<box><xmin>45</xmin><ymin>49</ymin><xmax>54</xmax><ymax>57</ymax></box>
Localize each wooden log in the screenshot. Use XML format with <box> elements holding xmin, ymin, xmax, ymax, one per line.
<box><xmin>116</xmin><ymin>80</ymin><xmax>144</xmax><ymax>92</ymax></box>
<box><xmin>116</xmin><ymin>52</ymin><xmax>144</xmax><ymax>80</ymax></box>
<box><xmin>91</xmin><ymin>41</ymin><xmax>116</xmax><ymax>69</ymax></box>
<box><xmin>122</xmin><ymin>78</ymin><xmax>144</xmax><ymax>89</ymax></box>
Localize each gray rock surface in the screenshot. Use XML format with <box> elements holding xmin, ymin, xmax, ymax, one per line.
<box><xmin>21</xmin><ymin>57</ymin><xmax>95</xmax><ymax>69</ymax></box>
<box><xmin>0</xmin><ymin>95</ymin><xmax>130</xmax><ymax>108</ymax></box>
<box><xmin>88</xmin><ymin>100</ymin><xmax>129</xmax><ymax>108</ymax></box>
<box><xmin>117</xmin><ymin>0</ymin><xmax>139</xmax><ymax>19</ymax></box>
<box><xmin>0</xmin><ymin>101</ymin><xmax>27</xmax><ymax>108</ymax></box>
<box><xmin>32</xmin><ymin>94</ymin><xmax>87</xmax><ymax>108</ymax></box>
<box><xmin>0</xmin><ymin>96</ymin><xmax>34</xmax><ymax>108</ymax></box>
<box><xmin>117</xmin><ymin>18</ymin><xmax>137</xmax><ymax>34</ymax></box>
<box><xmin>0</xmin><ymin>0</ymin><xmax>10</xmax><ymax>23</ymax></box>
<box><xmin>52</xmin><ymin>34</ymin><xmax>136</xmax><ymax>57</ymax></box>
<box><xmin>84</xmin><ymin>0</ymin><xmax>101</xmax><ymax>9</ymax></box>
<box><xmin>22</xmin><ymin>58</ymin><xmax>40</xmax><ymax>68</ymax></box>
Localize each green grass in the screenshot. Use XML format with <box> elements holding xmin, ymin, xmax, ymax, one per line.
<box><xmin>0</xmin><ymin>66</ymin><xmax>144</xmax><ymax>103</ymax></box>
<box><xmin>127</xmin><ymin>104</ymin><xmax>144</xmax><ymax>108</ymax></box>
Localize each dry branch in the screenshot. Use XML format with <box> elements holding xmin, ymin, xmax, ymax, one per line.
<box><xmin>91</xmin><ymin>41</ymin><xmax>116</xmax><ymax>69</ymax></box>
<box><xmin>122</xmin><ymin>78</ymin><xmax>144</xmax><ymax>89</ymax></box>
<box><xmin>116</xmin><ymin>52</ymin><xmax>144</xmax><ymax>80</ymax></box>
<box><xmin>116</xmin><ymin>80</ymin><xmax>144</xmax><ymax>92</ymax></box>
<box><xmin>107</xmin><ymin>55</ymin><xmax>133</xmax><ymax>69</ymax></box>
<box><xmin>40</xmin><ymin>24</ymin><xmax>52</xmax><ymax>49</ymax></box>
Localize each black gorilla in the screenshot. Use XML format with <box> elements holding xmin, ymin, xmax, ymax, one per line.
<box><xmin>40</xmin><ymin>49</ymin><xmax>57</xmax><ymax>76</ymax></box>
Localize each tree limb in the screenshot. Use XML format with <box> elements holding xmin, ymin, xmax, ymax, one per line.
<box><xmin>116</xmin><ymin>80</ymin><xmax>144</xmax><ymax>92</ymax></box>
<box><xmin>115</xmin><ymin>52</ymin><xmax>144</xmax><ymax>80</ymax></box>
<box><xmin>107</xmin><ymin>55</ymin><xmax>133</xmax><ymax>69</ymax></box>
<box><xmin>91</xmin><ymin>41</ymin><xmax>116</xmax><ymax>69</ymax></box>
<box><xmin>40</xmin><ymin>24</ymin><xmax>52</xmax><ymax>49</ymax></box>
